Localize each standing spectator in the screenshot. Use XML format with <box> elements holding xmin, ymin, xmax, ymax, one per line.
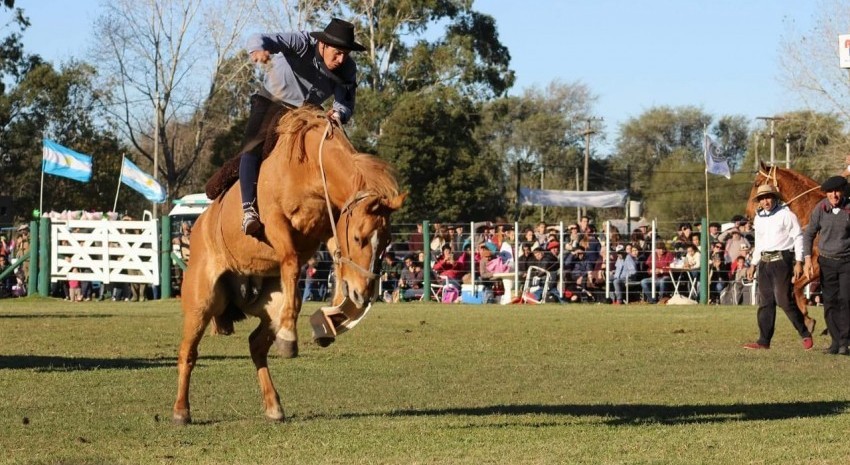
<box><xmin>499</xmin><ymin>226</ymin><xmax>516</xmax><ymax>266</ymax></box>
<box><xmin>672</xmin><ymin>223</ymin><xmax>694</xmax><ymax>251</ymax></box>
<box><xmin>708</xmin><ymin>222</ymin><xmax>722</xmax><ymax>242</ymax></box>
<box><xmin>611</xmin><ymin>247</ymin><xmax>637</xmax><ymax>304</ymax></box>
<box><xmin>640</xmin><ymin>243</ymin><xmax>674</xmax><ymax>303</ymax></box>
<box><xmin>719</xmin><ymin>227</ymin><xmax>750</xmax><ymax>264</ymax></box>
<box><xmin>408</xmin><ymin>223</ymin><xmax>424</xmax><ymax>253</ymax></box>
<box><xmin>301</xmin><ymin>255</ymin><xmax>320</xmax><ymax>302</ymax></box>
<box><xmin>534</xmin><ymin>222</ymin><xmax>548</xmax><ymax>249</ymax></box>
<box><xmin>743</xmin><ymin>184</ymin><xmax>813</xmax><ymax>351</ymax></box>
<box><xmin>803</xmin><ymin>176</ymin><xmax>850</xmax><ymax>355</ymax></box>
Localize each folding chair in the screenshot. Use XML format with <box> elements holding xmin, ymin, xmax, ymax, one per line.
<box><xmin>521</xmin><ymin>266</ymin><xmax>551</xmax><ymax>304</ymax></box>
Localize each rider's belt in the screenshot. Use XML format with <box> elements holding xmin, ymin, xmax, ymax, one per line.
<box><xmin>761</xmin><ymin>250</ymin><xmax>789</xmax><ymax>262</ymax></box>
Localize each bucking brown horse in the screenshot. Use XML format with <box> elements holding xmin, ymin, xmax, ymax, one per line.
<box><xmin>172</xmin><ymin>106</ymin><xmax>405</xmax><ymax>424</ymax></box>
<box><xmin>747</xmin><ymin>161</ymin><xmax>823</xmax><ymax>335</ymax></box>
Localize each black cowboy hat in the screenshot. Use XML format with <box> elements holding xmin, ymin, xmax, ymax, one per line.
<box><xmin>309</xmin><ymin>18</ymin><xmax>366</xmax><ymax>52</ymax></box>
<box><xmin>821</xmin><ymin>175</ymin><xmax>848</xmax><ymax>193</ymax></box>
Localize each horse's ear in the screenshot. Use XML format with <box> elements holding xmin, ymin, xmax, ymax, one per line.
<box><xmin>383</xmin><ymin>193</ymin><xmax>407</xmax><ymax>212</ymax></box>
<box><xmin>759</xmin><ymin>159</ymin><xmax>769</xmax><ymax>170</ymax></box>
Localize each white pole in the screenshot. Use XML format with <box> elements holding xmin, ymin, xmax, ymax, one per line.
<box><xmin>113</xmin><ymin>154</ymin><xmax>124</xmax><ymax>213</ymax></box>
<box><xmin>514</xmin><ymin>221</ymin><xmax>519</xmax><ymax>298</ymax></box>
<box><xmin>605</xmin><ymin>221</ymin><xmax>611</xmax><ymax>300</ymax></box>
<box><xmin>650</xmin><ymin>220</ymin><xmax>657</xmax><ymax>301</ymax></box>
<box><xmin>558</xmin><ymin>221</ymin><xmax>564</xmax><ymax>296</ymax></box>
<box><xmin>469</xmin><ymin>221</ymin><xmax>475</xmax><ymax>295</ymax></box>
<box><xmin>39</xmin><ymin>155</ymin><xmax>45</xmax><ymax>216</ymax></box>
<box><xmin>152</xmin><ymin>93</ymin><xmax>160</xmax><ymax>220</ymax></box>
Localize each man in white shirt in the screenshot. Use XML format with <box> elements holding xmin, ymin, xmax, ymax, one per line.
<box><xmin>743</xmin><ymin>184</ymin><xmax>814</xmax><ymax>351</ymax></box>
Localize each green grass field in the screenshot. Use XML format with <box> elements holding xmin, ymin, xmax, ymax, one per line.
<box><xmin>1</xmin><ymin>297</ymin><xmax>848</xmax><ymax>464</ymax></box>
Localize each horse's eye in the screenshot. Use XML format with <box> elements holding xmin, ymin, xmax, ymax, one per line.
<box><xmin>353</xmin><ymin>235</ymin><xmax>361</xmax><ymax>244</ymax></box>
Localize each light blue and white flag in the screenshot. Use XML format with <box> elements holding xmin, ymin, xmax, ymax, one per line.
<box><xmin>704</xmin><ymin>135</ymin><xmax>731</xmax><ymax>179</ymax></box>
<box><xmin>42</xmin><ymin>139</ymin><xmax>93</xmax><ymax>182</ymax></box>
<box><xmin>121</xmin><ymin>157</ymin><xmax>166</xmax><ymax>203</ymax></box>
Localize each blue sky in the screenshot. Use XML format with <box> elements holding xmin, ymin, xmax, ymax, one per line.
<box><xmin>20</xmin><ymin>0</ymin><xmax>821</xmax><ymax>152</ymax></box>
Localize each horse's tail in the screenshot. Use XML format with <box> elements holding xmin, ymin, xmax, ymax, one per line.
<box><xmin>210</xmin><ymin>303</ymin><xmax>247</xmax><ymax>336</ymax></box>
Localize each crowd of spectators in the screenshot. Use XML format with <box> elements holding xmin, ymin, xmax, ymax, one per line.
<box><xmin>358</xmin><ymin>214</ymin><xmax>792</xmax><ymax>305</ymax></box>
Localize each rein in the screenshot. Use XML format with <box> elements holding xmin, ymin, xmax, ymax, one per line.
<box><xmin>757</xmin><ymin>166</ymin><xmax>820</xmax><ymax>207</ymax></box>
<box><xmin>317</xmin><ymin>120</ymin><xmax>379</xmax><ymax>280</ymax></box>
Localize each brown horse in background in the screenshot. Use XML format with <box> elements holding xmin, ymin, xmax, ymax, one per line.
<box><xmin>747</xmin><ymin>162</ymin><xmax>823</xmax><ymax>335</ymax></box>
<box><xmin>172</xmin><ymin>106</ymin><xmax>405</xmax><ymax>424</ymax></box>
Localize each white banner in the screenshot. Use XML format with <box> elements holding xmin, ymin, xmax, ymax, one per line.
<box><xmin>519</xmin><ymin>188</ymin><xmax>628</xmax><ymax>208</ymax></box>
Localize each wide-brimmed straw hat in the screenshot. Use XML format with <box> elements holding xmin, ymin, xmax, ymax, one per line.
<box><xmin>309</xmin><ymin>18</ymin><xmax>366</xmax><ymax>52</ymax></box>
<box><xmin>751</xmin><ymin>184</ymin><xmax>782</xmax><ymax>202</ymax></box>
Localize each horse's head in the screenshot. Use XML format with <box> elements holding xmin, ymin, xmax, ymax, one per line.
<box><xmin>328</xmin><ymin>192</ymin><xmax>406</xmax><ymax>309</ymax></box>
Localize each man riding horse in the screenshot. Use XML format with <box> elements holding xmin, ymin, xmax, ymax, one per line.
<box><xmin>237</xmin><ymin>18</ymin><xmax>365</xmax><ymax>236</ymax></box>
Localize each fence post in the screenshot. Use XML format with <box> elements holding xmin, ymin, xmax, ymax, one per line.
<box><xmin>28</xmin><ymin>220</ymin><xmax>38</xmax><ymax>296</ymax></box>
<box><xmin>422</xmin><ymin>220</ymin><xmax>430</xmax><ymax>301</ymax></box>
<box><xmin>160</xmin><ymin>216</ymin><xmax>172</xmax><ymax>299</ymax></box>
<box><xmin>38</xmin><ymin>216</ymin><xmax>50</xmax><ymax>297</ymax></box>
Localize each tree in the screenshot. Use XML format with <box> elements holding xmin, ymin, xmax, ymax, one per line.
<box><xmin>91</xmin><ymin>0</ymin><xmax>256</xmax><ymax>206</ymax></box>
<box><xmin>478</xmin><ymin>80</ymin><xmax>599</xmax><ymax>222</ymax></box>
<box><xmin>1</xmin><ymin>61</ymin><xmax>130</xmax><ymax>217</ymax></box>
<box><xmin>377</xmin><ymin>86</ymin><xmax>505</xmax><ymax>222</ymax></box>
<box><xmin>780</xmin><ymin>0</ymin><xmax>850</xmax><ymax>125</ymax></box>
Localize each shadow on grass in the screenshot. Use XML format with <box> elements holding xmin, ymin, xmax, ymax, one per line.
<box><xmin>0</xmin><ymin>354</ymin><xmax>247</xmax><ymax>371</ymax></box>
<box><xmin>327</xmin><ymin>402</ymin><xmax>850</xmax><ymax>426</ymax></box>
<box><xmin>0</xmin><ymin>313</ymin><xmax>116</xmax><ymax>319</ymax></box>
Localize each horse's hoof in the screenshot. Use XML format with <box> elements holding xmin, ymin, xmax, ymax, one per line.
<box><xmin>275</xmin><ymin>339</ymin><xmax>299</xmax><ymax>358</ymax></box>
<box><xmin>314</xmin><ymin>336</ymin><xmax>335</xmax><ymax>348</ymax></box>
<box><xmin>172</xmin><ymin>411</ymin><xmax>192</xmax><ymax>426</ymax></box>
<box><xmin>265</xmin><ymin>408</ymin><xmax>285</xmax><ymax>422</ymax></box>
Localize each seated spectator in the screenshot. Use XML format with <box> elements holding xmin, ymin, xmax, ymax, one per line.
<box><xmin>0</xmin><ymin>254</ymin><xmax>14</xmax><ymax>297</ymax></box>
<box><xmin>397</xmin><ymin>255</ymin><xmax>425</xmax><ymax>301</ymax></box>
<box><xmin>433</xmin><ymin>244</ymin><xmax>467</xmax><ymax>289</ymax></box>
<box><xmin>464</xmin><ymin>243</ymin><xmax>497</xmax><ymax>286</ymax></box>
<box><xmin>380</xmin><ymin>251</ymin><xmax>403</xmax><ymax>300</ymax></box>
<box><xmin>708</xmin><ymin>252</ymin><xmax>729</xmax><ymax>304</ymax></box>
<box><xmin>526</xmin><ymin>243</ymin><xmax>561</xmax><ymax>302</ymax></box>
<box><xmin>516</xmin><ymin>242</ymin><xmax>534</xmax><ymax>279</ymax></box>
<box><xmin>640</xmin><ymin>242</ymin><xmax>674</xmax><ymax>303</ymax></box>
<box><xmin>611</xmin><ymin>247</ymin><xmax>637</xmax><ymax>304</ymax></box>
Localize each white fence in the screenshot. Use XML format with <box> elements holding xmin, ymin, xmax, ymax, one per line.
<box><xmin>51</xmin><ymin>220</ymin><xmax>160</xmax><ymax>285</ymax></box>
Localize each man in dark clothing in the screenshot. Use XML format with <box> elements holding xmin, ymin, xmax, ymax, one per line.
<box><xmin>803</xmin><ymin>176</ymin><xmax>850</xmax><ymax>355</ymax></box>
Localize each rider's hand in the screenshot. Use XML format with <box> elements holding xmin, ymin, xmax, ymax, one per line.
<box><xmin>327</xmin><ymin>109</ymin><xmax>341</xmax><ymax>124</ymax></box>
<box><xmin>250</xmin><ymin>50</ymin><xmax>270</xmax><ymax>64</ymax></box>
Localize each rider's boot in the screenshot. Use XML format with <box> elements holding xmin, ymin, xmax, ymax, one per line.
<box><xmin>239</xmin><ymin>152</ymin><xmax>263</xmax><ymax>236</ymax></box>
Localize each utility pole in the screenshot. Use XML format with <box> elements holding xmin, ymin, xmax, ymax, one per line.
<box><xmin>785</xmin><ymin>134</ymin><xmax>790</xmax><ymax>169</ymax></box>
<box><xmin>581</xmin><ymin>117</ymin><xmax>603</xmax><ymax>216</ymax></box>
<box><xmin>756</xmin><ymin>116</ymin><xmax>784</xmax><ymax>166</ymax></box>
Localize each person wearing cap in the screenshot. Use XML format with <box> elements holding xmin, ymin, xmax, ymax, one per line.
<box><xmin>238</xmin><ymin>18</ymin><xmax>366</xmax><ymax>235</ymax></box>
<box><xmin>803</xmin><ymin>175</ymin><xmax>850</xmax><ymax>355</ymax></box>
<box><xmin>743</xmin><ymin>184</ymin><xmax>813</xmax><ymax>350</ymax></box>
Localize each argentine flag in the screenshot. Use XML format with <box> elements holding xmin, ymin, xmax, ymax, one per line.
<box><xmin>42</xmin><ymin>139</ymin><xmax>93</xmax><ymax>182</ymax></box>
<box><xmin>121</xmin><ymin>157</ymin><xmax>166</xmax><ymax>203</ymax></box>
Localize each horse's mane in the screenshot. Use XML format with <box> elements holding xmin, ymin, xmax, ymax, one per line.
<box><xmin>274</xmin><ymin>106</ymin><xmax>400</xmax><ymax>199</ymax></box>
<box><xmin>758</xmin><ymin>165</ymin><xmax>819</xmax><ymax>190</ymax></box>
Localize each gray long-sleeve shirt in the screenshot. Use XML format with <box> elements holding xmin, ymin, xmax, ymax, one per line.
<box><xmin>246</xmin><ymin>31</ymin><xmax>357</xmax><ymax>123</ymax></box>
<box><xmin>803</xmin><ymin>197</ymin><xmax>850</xmax><ymax>259</ymax></box>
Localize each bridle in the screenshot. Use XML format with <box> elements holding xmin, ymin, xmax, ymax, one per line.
<box><xmin>757</xmin><ymin>165</ymin><xmax>820</xmax><ymax>207</ymax></box>
<box><xmin>317</xmin><ymin>119</ymin><xmax>381</xmax><ymax>281</ymax></box>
